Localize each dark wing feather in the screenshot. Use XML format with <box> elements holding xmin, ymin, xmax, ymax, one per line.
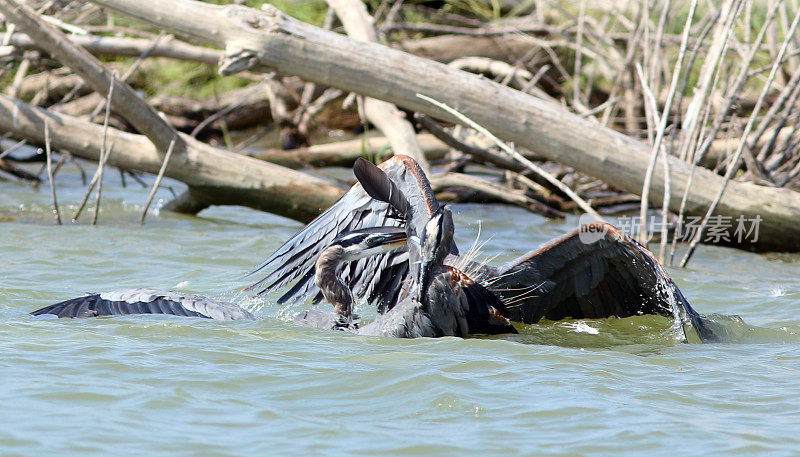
<box><xmin>31</xmin><ymin>289</ymin><xmax>256</xmax><ymax>320</ymax></box>
<box><xmin>354</xmin><ymin>157</ymin><xmax>411</xmax><ymax>220</ymax></box>
<box><xmin>248</xmin><ymin>155</ymin><xmax>441</xmax><ymax>309</ymax></box>
<box><xmin>487</xmin><ymin>222</ymin><xmax>716</xmax><ymax>341</ymax></box>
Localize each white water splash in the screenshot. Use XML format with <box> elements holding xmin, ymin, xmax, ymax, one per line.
<box><xmin>562</xmin><ymin>321</ymin><xmax>600</xmax><ymax>335</ymax></box>
<box><xmin>769</xmin><ymin>287</ymin><xmax>787</xmax><ymax>298</ymax></box>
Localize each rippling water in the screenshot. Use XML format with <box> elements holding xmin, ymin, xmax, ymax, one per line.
<box><xmin>2</xmin><ymin>166</ymin><xmax>800</xmax><ymax>456</ymax></box>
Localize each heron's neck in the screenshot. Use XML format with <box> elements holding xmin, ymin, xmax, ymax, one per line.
<box><xmin>315</xmin><ymin>246</ymin><xmax>353</xmax><ymax>317</ymax></box>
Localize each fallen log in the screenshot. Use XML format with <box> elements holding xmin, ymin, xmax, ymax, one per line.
<box><xmin>247</xmin><ymin>133</ymin><xmax>448</xmax><ymax>169</ymax></box>
<box><xmin>89</xmin><ymin>0</ymin><xmax>800</xmax><ymax>251</ymax></box>
<box><xmin>430</xmin><ymin>172</ymin><xmax>566</xmax><ymax>218</ymax></box>
<box><xmin>0</xmin><ymin>0</ymin><xmax>345</xmax><ymax>222</ymax></box>
<box><xmin>0</xmin><ymin>95</ymin><xmax>345</xmax><ymax>221</ymax></box>
<box><xmin>6</xmin><ymin>33</ymin><xmax>220</xmax><ymax>64</ymax></box>
<box><xmin>396</xmin><ymin>34</ymin><xmax>537</xmax><ymax>63</ymax></box>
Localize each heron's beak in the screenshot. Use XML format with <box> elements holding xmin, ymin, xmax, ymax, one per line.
<box><xmin>417</xmin><ymin>259</ymin><xmax>433</xmax><ymax>305</ymax></box>
<box><xmin>416</xmin><ymin>213</ymin><xmax>445</xmax><ymax>304</ymax></box>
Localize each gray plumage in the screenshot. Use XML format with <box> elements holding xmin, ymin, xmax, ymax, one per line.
<box><xmin>303</xmin><ymin>209</ymin><xmax>516</xmax><ymax>338</ymax></box>
<box><xmin>31</xmin><ymin>289</ymin><xmax>256</xmax><ymax>321</ymax></box>
<box><xmin>246</xmin><ymin>155</ymin><xmax>444</xmax><ymax>313</ymax></box>
<box><xmin>292</xmin><ymin>303</ymin><xmax>435</xmax><ymax>338</ymax></box>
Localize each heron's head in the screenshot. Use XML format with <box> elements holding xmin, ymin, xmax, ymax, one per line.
<box><xmin>317</xmin><ymin>227</ymin><xmax>407</xmax><ymax>317</ymax></box>
<box><xmin>333</xmin><ymin>227</ymin><xmax>408</xmax><ymax>262</ymax></box>
<box><xmin>416</xmin><ymin>206</ymin><xmax>454</xmax><ymax>303</ymax></box>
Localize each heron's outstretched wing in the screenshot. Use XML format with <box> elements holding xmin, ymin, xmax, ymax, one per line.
<box><xmin>31</xmin><ymin>289</ymin><xmax>256</xmax><ymax>320</ymax></box>
<box><xmin>247</xmin><ymin>155</ymin><xmax>441</xmax><ymax>310</ymax></box>
<box><xmin>488</xmin><ymin>223</ymin><xmax>716</xmax><ymax>341</ymax></box>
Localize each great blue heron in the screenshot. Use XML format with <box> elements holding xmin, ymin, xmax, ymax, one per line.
<box><xmin>295</xmin><ymin>211</ymin><xmax>516</xmax><ymax>337</ymax></box>
<box><xmin>250</xmin><ymin>155</ymin><xmax>718</xmax><ymax>342</ymax></box>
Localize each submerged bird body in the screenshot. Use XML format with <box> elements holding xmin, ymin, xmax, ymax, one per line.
<box><xmin>296</xmin><ymin>273</ymin><xmax>514</xmax><ymax>338</ymax></box>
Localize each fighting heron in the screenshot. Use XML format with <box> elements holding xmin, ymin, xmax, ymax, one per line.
<box><xmin>30</xmin><ymin>222</ymin><xmax>513</xmax><ymax>338</ymax></box>
<box><xmin>250</xmin><ymin>155</ymin><xmax>718</xmax><ymax>342</ymax></box>
<box><xmin>31</xmin><ymin>154</ymin><xmax>717</xmax><ymax>342</ymax></box>
<box><xmin>295</xmin><ymin>211</ymin><xmax>516</xmax><ymax>337</ymax></box>
<box><xmin>30</xmin><ymin>163</ymin><xmax>518</xmax><ymax>338</ymax></box>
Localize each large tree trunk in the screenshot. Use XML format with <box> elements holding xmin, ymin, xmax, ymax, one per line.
<box><xmin>88</xmin><ymin>0</ymin><xmax>800</xmax><ymax>251</ymax></box>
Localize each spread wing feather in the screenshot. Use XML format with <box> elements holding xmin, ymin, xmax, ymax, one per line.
<box><xmin>247</xmin><ymin>156</ymin><xmax>440</xmax><ymax>309</ymax></box>
<box><xmin>354</xmin><ymin>158</ymin><xmax>411</xmax><ymax>220</ymax></box>
<box><xmin>31</xmin><ymin>289</ymin><xmax>256</xmax><ymax>320</ymax></box>
<box><xmin>249</xmin><ymin>154</ymin><xmax>713</xmax><ymax>341</ymax></box>
<box><xmin>487</xmin><ymin>222</ymin><xmax>717</xmax><ymax>341</ymax></box>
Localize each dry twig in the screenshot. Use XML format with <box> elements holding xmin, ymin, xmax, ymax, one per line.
<box><xmin>43</xmin><ymin>120</ymin><xmax>61</xmax><ymax>225</ymax></box>
<box><xmin>140</xmin><ymin>136</ymin><xmax>176</xmax><ymax>224</ymax></box>
<box><xmin>638</xmin><ymin>0</ymin><xmax>697</xmax><ymax>244</ymax></box>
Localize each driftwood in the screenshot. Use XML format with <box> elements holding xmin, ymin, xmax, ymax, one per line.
<box><xmin>88</xmin><ymin>0</ymin><xmax>800</xmax><ymax>251</ymax></box>
<box><xmin>8</xmin><ymin>30</ymin><xmax>537</xmax><ymax>70</ymax></box>
<box><xmin>0</xmin><ymin>0</ymin><xmax>177</xmax><ymax>155</ymax></box>
<box><xmin>58</xmin><ymin>83</ymin><xmax>277</xmax><ymax>133</ymax></box>
<box><xmin>397</xmin><ymin>34</ymin><xmax>540</xmax><ymax>63</ymax></box>
<box><xmin>0</xmin><ymin>156</ymin><xmax>40</xmax><ymax>181</ymax></box>
<box><xmin>416</xmin><ymin>114</ymin><xmax>531</xmax><ymax>173</ymax></box>
<box><xmin>6</xmin><ymin>33</ymin><xmax>220</xmax><ymax>64</ymax></box>
<box><xmin>247</xmin><ymin>133</ymin><xmax>448</xmax><ymax>169</ymax></box>
<box><xmin>150</xmin><ymin>85</ymin><xmax>273</xmax><ymax>130</ymax></box>
<box><xmin>0</xmin><ymin>95</ymin><xmax>345</xmax><ymax>221</ymax></box>
<box><xmin>430</xmin><ymin>173</ymin><xmax>566</xmax><ymax>218</ymax></box>
<box><xmin>10</xmin><ymin>30</ymin><xmax>768</xmax><ymax>134</ymax></box>
<box><xmin>13</xmin><ymin>72</ymin><xmax>88</xmax><ymax>101</ymax></box>
<box><xmin>0</xmin><ymin>0</ymin><xmax>350</xmax><ymax>223</ymax></box>
<box><xmin>703</xmin><ymin>127</ymin><xmax>796</xmax><ymax>169</ymax></box>
<box><xmin>419</xmin><ymin>93</ymin><xmax>604</xmax><ymax>221</ymax></box>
